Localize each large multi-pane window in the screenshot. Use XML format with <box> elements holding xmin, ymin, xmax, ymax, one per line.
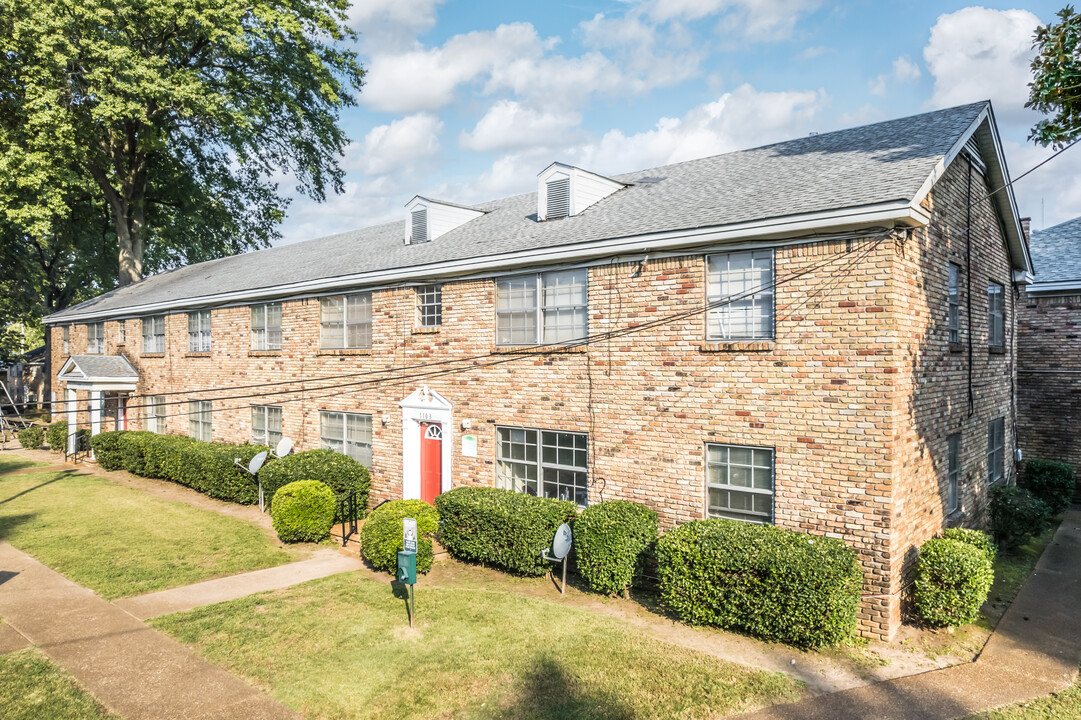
<box><xmin>988</xmin><ymin>281</ymin><xmax>1005</xmax><ymax>348</ymax></box>
<box><xmin>320</xmin><ymin>293</ymin><xmax>372</xmax><ymax>349</ymax></box>
<box><xmin>319</xmin><ymin>411</ymin><xmax>372</xmax><ymax>466</ymax></box>
<box><xmin>188</xmin><ymin>400</ymin><xmax>212</xmax><ymax>442</ymax></box>
<box><xmin>187</xmin><ymin>310</ymin><xmax>212</xmax><ymax>352</ymax></box>
<box><xmin>948</xmin><ymin>264</ymin><xmax>961</xmax><ymax>344</ymax></box>
<box><xmin>496</xmin><ymin>426</ymin><xmax>588</xmax><ymax>506</ymax></box>
<box><xmin>86</xmin><ymin>323</ymin><xmax>104</xmax><ymax>354</ymax></box>
<box><xmin>947</xmin><ymin>433</ymin><xmax>961</xmax><ymax>513</ymax></box>
<box><xmin>251</xmin><ymin>405</ymin><xmax>282</xmax><ymax>447</ymax></box>
<box><xmin>142</xmin><ymin>316</ymin><xmax>165</xmax><ymax>353</ymax></box>
<box><xmin>250</xmin><ymin>303</ymin><xmax>282</xmax><ymax>351</ymax></box>
<box><xmin>145</xmin><ymin>396</ymin><xmax>166</xmax><ymax>434</ymax></box>
<box><xmin>987</xmin><ymin>417</ymin><xmax>1005</xmax><ymax>485</ymax></box>
<box><xmin>495</xmin><ymin>269</ymin><xmax>587</xmax><ymax>346</ymax></box>
<box><xmin>62</xmin><ymin>326</ymin><xmax>70</xmax><ymax>354</ymax></box>
<box><xmin>416</xmin><ymin>285</ymin><xmax>442</xmax><ymax>328</ymax></box>
<box><xmin>706</xmin><ymin>444</ymin><xmax>774</xmax><ymax>523</ymax></box>
<box><xmin>707</xmin><ymin>250</ymin><xmax>775</xmax><ymax>340</ymax></box>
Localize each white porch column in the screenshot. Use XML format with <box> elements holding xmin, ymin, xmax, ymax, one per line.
<box><xmin>66</xmin><ymin>388</ymin><xmax>76</xmax><ymax>453</ymax></box>
<box><xmin>90</xmin><ymin>390</ymin><xmax>103</xmax><ymax>436</ymax></box>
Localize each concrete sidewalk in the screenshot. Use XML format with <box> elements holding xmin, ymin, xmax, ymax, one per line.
<box><xmin>740</xmin><ymin>506</ymin><xmax>1081</xmax><ymax>719</ymax></box>
<box><xmin>0</xmin><ymin>542</ymin><xmax>303</xmax><ymax>720</ymax></box>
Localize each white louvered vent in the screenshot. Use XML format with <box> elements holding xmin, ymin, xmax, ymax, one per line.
<box><xmin>546</xmin><ymin>178</ymin><xmax>570</xmax><ymax>219</ymax></box>
<box><xmin>411</xmin><ymin>208</ymin><xmax>429</xmax><ymax>243</ymax></box>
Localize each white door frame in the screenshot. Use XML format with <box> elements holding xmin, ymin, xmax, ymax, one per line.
<box><xmin>399</xmin><ymin>386</ymin><xmax>453</xmax><ymax>500</ymax></box>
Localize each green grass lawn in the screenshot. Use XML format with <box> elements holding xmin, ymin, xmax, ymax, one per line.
<box><xmin>0</xmin><ymin>456</ymin><xmax>46</xmax><ymax>475</ymax></box>
<box><xmin>969</xmin><ymin>679</ymin><xmax>1081</xmax><ymax>719</ymax></box>
<box><xmin>0</xmin><ymin>648</ymin><xmax>116</xmax><ymax>720</ymax></box>
<box><xmin>0</xmin><ymin>467</ymin><xmax>295</xmax><ymax>599</ymax></box>
<box><xmin>152</xmin><ymin>572</ymin><xmax>801</xmax><ymax>720</ymax></box>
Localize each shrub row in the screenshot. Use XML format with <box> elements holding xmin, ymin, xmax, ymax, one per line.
<box><xmin>913</xmin><ymin>529</ymin><xmax>995</xmax><ymax>627</ymax></box>
<box><xmin>655</xmin><ymin>519</ymin><xmax>863</xmax><ymax>648</ymax></box>
<box><xmin>46</xmin><ymin>421</ymin><xmax>88</xmax><ymax>453</ymax></box>
<box><xmin>1021</xmin><ymin>459</ymin><xmax>1075</xmax><ymax>515</ymax></box>
<box><xmin>88</xmin><ymin>430</ymin><xmax>125</xmax><ymax>469</ymax></box>
<box><xmin>258</xmin><ymin>449</ymin><xmax>370</xmax><ymax>520</ymax></box>
<box><xmin>573</xmin><ymin>500</ymin><xmax>657</xmax><ymax>596</ymax></box>
<box><xmin>990</xmin><ymin>485</ymin><xmax>1049</xmax><ymax>551</ymax></box>
<box><xmin>361</xmin><ymin>499</ymin><xmax>439</xmax><ymax>574</ymax></box>
<box><xmin>435</xmin><ymin>487</ymin><xmax>578</xmax><ymax>576</ymax></box>
<box><xmin>271</xmin><ymin>481</ymin><xmax>336</xmax><ymax>543</ymax></box>
<box><xmin>16</xmin><ymin>426</ymin><xmax>44</xmax><ymax>450</ymax></box>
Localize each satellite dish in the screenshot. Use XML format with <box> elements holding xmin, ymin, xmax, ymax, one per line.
<box><xmin>551</xmin><ymin>523</ymin><xmax>572</xmax><ymax>560</ymax></box>
<box><xmin>275</xmin><ymin>437</ymin><xmax>293</xmax><ymax>457</ymax></box>
<box><xmin>248</xmin><ymin>451</ymin><xmax>268</xmax><ymax>475</ymax></box>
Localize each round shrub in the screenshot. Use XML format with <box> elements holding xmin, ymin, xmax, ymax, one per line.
<box><xmin>913</xmin><ymin>537</ymin><xmax>994</xmax><ymax>627</ymax></box>
<box><xmin>1021</xmin><ymin>459</ymin><xmax>1075</xmax><ymax>515</ymax></box>
<box><xmin>655</xmin><ymin>519</ymin><xmax>862</xmax><ymax>648</ymax></box>
<box><xmin>990</xmin><ymin>485</ymin><xmax>1050</xmax><ymax>551</ymax></box>
<box><xmin>941</xmin><ymin>527</ymin><xmax>996</xmax><ymax>562</ymax></box>
<box><xmin>46</xmin><ymin>421</ymin><xmax>68</xmax><ymax>452</ymax></box>
<box><xmin>573</xmin><ymin>500</ymin><xmax>657</xmax><ymax>595</ymax></box>
<box><xmin>258</xmin><ymin>449</ymin><xmax>370</xmax><ymax>519</ymax></box>
<box><xmin>16</xmin><ymin>426</ymin><xmax>44</xmax><ymax>450</ymax></box>
<box><xmin>360</xmin><ymin>499</ymin><xmax>439</xmax><ymax>574</ymax></box>
<box><xmin>270</xmin><ymin>481</ymin><xmax>336</xmax><ymax>543</ymax></box>
<box><xmin>88</xmin><ymin>430</ymin><xmax>126</xmax><ymax>469</ymax></box>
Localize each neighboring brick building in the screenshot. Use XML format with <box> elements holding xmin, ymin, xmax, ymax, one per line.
<box><xmin>1018</xmin><ymin>217</ymin><xmax>1081</xmax><ymax>488</ymax></box>
<box><xmin>43</xmin><ymin>101</ymin><xmax>1032</xmax><ymax>641</ymax></box>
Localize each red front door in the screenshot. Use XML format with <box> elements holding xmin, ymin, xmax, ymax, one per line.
<box><xmin>420</xmin><ymin>422</ymin><xmax>442</xmax><ymax>504</ymax></box>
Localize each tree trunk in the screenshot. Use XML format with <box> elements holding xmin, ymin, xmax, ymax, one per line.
<box><xmin>89</xmin><ymin>162</ymin><xmax>145</xmax><ymax>287</ymax></box>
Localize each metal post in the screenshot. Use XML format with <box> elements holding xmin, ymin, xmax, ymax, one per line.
<box><xmin>561</xmin><ymin>556</ymin><xmax>567</xmax><ymax>595</ymax></box>
<box><xmin>409</xmin><ymin>585</ymin><xmax>414</xmax><ymax>628</ymax></box>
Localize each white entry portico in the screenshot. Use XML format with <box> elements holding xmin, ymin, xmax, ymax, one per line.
<box><xmin>399</xmin><ymin>386</ymin><xmax>453</xmax><ymax>501</ymax></box>
<box><xmin>56</xmin><ymin>355</ymin><xmax>139</xmax><ymax>453</ymax></box>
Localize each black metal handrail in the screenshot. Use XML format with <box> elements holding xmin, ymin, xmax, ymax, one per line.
<box><xmin>64</xmin><ymin>430</ymin><xmax>90</xmax><ymax>464</ymax></box>
<box><xmin>336</xmin><ymin>493</ymin><xmax>358</xmax><ymax>547</ymax></box>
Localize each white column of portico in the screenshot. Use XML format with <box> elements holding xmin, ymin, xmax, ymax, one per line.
<box><xmin>89</xmin><ymin>391</ymin><xmax>103</xmax><ymax>458</ymax></box>
<box><xmin>66</xmin><ymin>388</ymin><xmax>77</xmax><ymax>453</ymax></box>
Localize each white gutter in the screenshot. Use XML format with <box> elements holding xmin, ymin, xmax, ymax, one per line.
<box><xmin>1025</xmin><ymin>279</ymin><xmax>1081</xmax><ymax>295</ymax></box>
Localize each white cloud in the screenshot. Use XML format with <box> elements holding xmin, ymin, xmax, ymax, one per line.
<box><xmin>645</xmin><ymin>0</ymin><xmax>820</xmax><ymax>41</ymax></box>
<box><xmin>578</xmin><ymin>12</ymin><xmax>702</xmax><ymax>94</ymax></box>
<box><xmin>459</xmin><ymin>101</ymin><xmax>582</xmax><ymax>153</ymax></box>
<box><xmin>924</xmin><ymin>7</ymin><xmax>1041</xmax><ymax>125</ymax></box>
<box><xmin>869</xmin><ymin>55</ymin><xmax>922</xmax><ymax>96</ymax></box>
<box><xmin>351</xmin><ymin>113</ymin><xmax>443</xmax><ymax>176</ymax></box>
<box><xmin>347</xmin><ymin>0</ymin><xmax>443</xmax><ymax>50</ymax></box>
<box><xmin>798</xmin><ymin>45</ymin><xmax>832</xmax><ymax>60</ymax></box>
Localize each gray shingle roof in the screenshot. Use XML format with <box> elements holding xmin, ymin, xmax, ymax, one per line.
<box><xmin>46</xmin><ymin>101</ymin><xmax>990</xmax><ymax>323</ymax></box>
<box><xmin>60</xmin><ymin>355</ymin><xmax>139</xmax><ymax>379</ymax></box>
<box><xmin>1030</xmin><ymin>217</ymin><xmax>1081</xmax><ymax>284</ymax></box>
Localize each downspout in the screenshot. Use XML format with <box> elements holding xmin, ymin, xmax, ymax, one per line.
<box><xmin>966</xmin><ymin>157</ymin><xmax>974</xmax><ymax>417</ymax></box>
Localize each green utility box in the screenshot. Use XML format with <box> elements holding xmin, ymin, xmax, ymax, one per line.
<box><xmin>397</xmin><ymin>551</ymin><xmax>417</xmax><ymax>585</ymax></box>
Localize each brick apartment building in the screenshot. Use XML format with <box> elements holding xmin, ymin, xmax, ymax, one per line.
<box><xmin>1018</xmin><ymin>216</ymin><xmax>1081</xmax><ymax>487</ymax></box>
<box><xmin>43</xmin><ymin>101</ymin><xmax>1031</xmax><ymax>640</ymax></box>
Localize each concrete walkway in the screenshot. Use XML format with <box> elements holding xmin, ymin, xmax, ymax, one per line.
<box><xmin>740</xmin><ymin>506</ymin><xmax>1081</xmax><ymax>719</ymax></box>
<box><xmin>0</xmin><ymin>541</ymin><xmax>304</xmax><ymax>720</ymax></box>
<box><xmin>116</xmin><ymin>552</ymin><xmax>363</xmax><ymax>620</ymax></box>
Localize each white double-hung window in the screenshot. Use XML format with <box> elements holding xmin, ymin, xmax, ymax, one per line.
<box><xmin>496</xmin><ymin>426</ymin><xmax>588</xmax><ymax>507</ymax></box>
<box><xmin>496</xmin><ymin>269</ymin><xmax>587</xmax><ymax>346</ymax></box>
<box><xmin>86</xmin><ymin>323</ymin><xmax>104</xmax><ymax>354</ymax></box>
<box><xmin>142</xmin><ymin>316</ymin><xmax>165</xmax><ymax>353</ymax></box>
<box><xmin>988</xmin><ymin>281</ymin><xmax>1005</xmax><ymax>348</ymax></box>
<box><xmin>319</xmin><ymin>411</ymin><xmax>373</xmax><ymax>467</ymax></box>
<box><xmin>251</xmin><ymin>405</ymin><xmax>282</xmax><ymax>447</ymax></box>
<box><xmin>188</xmin><ymin>400</ymin><xmax>212</xmax><ymax>442</ymax></box>
<box><xmin>320</xmin><ymin>293</ymin><xmax>372</xmax><ymax>349</ymax></box>
<box><xmin>706</xmin><ymin>444</ymin><xmax>774</xmax><ymax>523</ymax></box>
<box><xmin>145</xmin><ymin>396</ymin><xmax>166</xmax><ymax>434</ymax></box>
<box><xmin>987</xmin><ymin>417</ymin><xmax>1005</xmax><ymax>485</ymax></box>
<box><xmin>251</xmin><ymin>303</ymin><xmax>282</xmax><ymax>351</ymax></box>
<box><xmin>187</xmin><ymin>310</ymin><xmax>212</xmax><ymax>352</ymax></box>
<box><xmin>706</xmin><ymin>250</ymin><xmax>774</xmax><ymax>340</ymax></box>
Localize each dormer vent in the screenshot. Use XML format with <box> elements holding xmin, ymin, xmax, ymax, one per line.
<box><xmin>537</xmin><ymin>162</ymin><xmax>625</xmax><ymax>221</ymax></box>
<box><xmin>404</xmin><ymin>196</ymin><xmax>485</xmax><ymax>245</ymax></box>
<box><xmin>411</xmin><ymin>209</ymin><xmax>429</xmax><ymax>244</ymax></box>
<box><xmin>546</xmin><ymin>178</ymin><xmax>570</xmax><ymax>219</ymax></box>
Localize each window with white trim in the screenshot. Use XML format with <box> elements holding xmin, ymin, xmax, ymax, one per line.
<box><xmin>947</xmin><ymin>433</ymin><xmax>961</xmax><ymax>513</ymax></box>
<box><xmin>187</xmin><ymin>310</ymin><xmax>211</xmax><ymax>353</ymax></box>
<box><xmin>496</xmin><ymin>269</ymin><xmax>587</xmax><ymax>346</ymax></box>
<box><xmin>319</xmin><ymin>411</ymin><xmax>372</xmax><ymax>467</ymax></box>
<box><xmin>86</xmin><ymin>322</ymin><xmax>104</xmax><ymax>354</ymax></box>
<box><xmin>118</xmin><ymin>320</ymin><xmax>126</xmax><ymax>345</ymax></box>
<box><xmin>320</xmin><ymin>293</ymin><xmax>372</xmax><ymax>350</ymax></box>
<box><xmin>416</xmin><ymin>285</ymin><xmax>442</xmax><ymax>328</ymax></box>
<box><xmin>251</xmin><ymin>405</ymin><xmax>282</xmax><ymax>447</ymax></box>
<box><xmin>62</xmin><ymin>326</ymin><xmax>70</xmax><ymax>354</ymax></box>
<box><xmin>707</xmin><ymin>250</ymin><xmax>774</xmax><ymax>340</ymax></box>
<box><xmin>988</xmin><ymin>281</ymin><xmax>1005</xmax><ymax>348</ymax></box>
<box><xmin>188</xmin><ymin>400</ymin><xmax>212</xmax><ymax>442</ymax></box>
<box><xmin>145</xmin><ymin>396</ymin><xmax>166</xmax><ymax>434</ymax></box>
<box><xmin>250</xmin><ymin>303</ymin><xmax>282</xmax><ymax>351</ymax></box>
<box><xmin>706</xmin><ymin>443</ymin><xmax>774</xmax><ymax>523</ymax></box>
<box><xmin>496</xmin><ymin>426</ymin><xmax>588</xmax><ymax>506</ymax></box>
<box><xmin>948</xmin><ymin>264</ymin><xmax>961</xmax><ymax>345</ymax></box>
<box><xmin>987</xmin><ymin>417</ymin><xmax>1005</xmax><ymax>485</ymax></box>
<box><xmin>142</xmin><ymin>316</ymin><xmax>165</xmax><ymax>353</ymax></box>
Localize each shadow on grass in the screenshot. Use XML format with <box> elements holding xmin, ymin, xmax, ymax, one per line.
<box><xmin>0</xmin><ymin>474</ymin><xmax>69</xmax><ymax>505</ymax></box>
<box><xmin>501</xmin><ymin>655</ymin><xmax>634</xmax><ymax>720</ymax></box>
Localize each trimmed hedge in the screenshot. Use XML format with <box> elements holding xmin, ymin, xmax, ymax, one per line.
<box><xmin>16</xmin><ymin>426</ymin><xmax>44</xmax><ymax>450</ymax></box>
<box><xmin>942</xmin><ymin>527</ymin><xmax>997</xmax><ymax>562</ymax></box>
<box><xmin>360</xmin><ymin>499</ymin><xmax>439</xmax><ymax>574</ymax></box>
<box><xmin>573</xmin><ymin>500</ymin><xmax>658</xmax><ymax>595</ymax></box>
<box><xmin>1021</xmin><ymin>459</ymin><xmax>1075</xmax><ymax>515</ymax></box>
<box><xmin>913</xmin><ymin>537</ymin><xmax>994</xmax><ymax>627</ymax></box>
<box><xmin>257</xmin><ymin>449</ymin><xmax>370</xmax><ymax>520</ymax></box>
<box><xmin>990</xmin><ymin>485</ymin><xmax>1050</xmax><ymax>551</ymax></box>
<box><xmin>655</xmin><ymin>519</ymin><xmax>862</xmax><ymax>648</ymax></box>
<box><xmin>271</xmin><ymin>481</ymin><xmax>336</xmax><ymax>543</ymax></box>
<box><xmin>46</xmin><ymin>421</ymin><xmax>67</xmax><ymax>451</ymax></box>
<box><xmin>436</xmin><ymin>487</ymin><xmax>578</xmax><ymax>576</ymax></box>
<box><xmin>88</xmin><ymin>430</ymin><xmax>126</xmax><ymax>470</ymax></box>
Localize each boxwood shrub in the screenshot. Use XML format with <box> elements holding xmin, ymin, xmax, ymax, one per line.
<box><xmin>360</xmin><ymin>499</ymin><xmax>439</xmax><ymax>574</ymax></box>
<box><xmin>655</xmin><ymin>519</ymin><xmax>862</xmax><ymax>648</ymax></box>
<box><xmin>16</xmin><ymin>426</ymin><xmax>44</xmax><ymax>450</ymax></box>
<box><xmin>257</xmin><ymin>449</ymin><xmax>370</xmax><ymax>519</ymax></box>
<box><xmin>573</xmin><ymin>500</ymin><xmax>658</xmax><ymax>595</ymax></box>
<box><xmin>46</xmin><ymin>421</ymin><xmax>67</xmax><ymax>452</ymax></box>
<box><xmin>88</xmin><ymin>430</ymin><xmax>126</xmax><ymax>470</ymax></box>
<box><xmin>1021</xmin><ymin>459</ymin><xmax>1075</xmax><ymax>515</ymax></box>
<box><xmin>941</xmin><ymin>527</ymin><xmax>997</xmax><ymax>561</ymax></box>
<box><xmin>990</xmin><ymin>485</ymin><xmax>1049</xmax><ymax>551</ymax></box>
<box><xmin>436</xmin><ymin>487</ymin><xmax>578</xmax><ymax>576</ymax></box>
<box><xmin>913</xmin><ymin>537</ymin><xmax>994</xmax><ymax>627</ymax></box>
<box><xmin>270</xmin><ymin>481</ymin><xmax>336</xmax><ymax>543</ymax></box>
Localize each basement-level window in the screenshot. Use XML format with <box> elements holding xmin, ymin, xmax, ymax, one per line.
<box><xmin>496</xmin><ymin>426</ymin><xmax>588</xmax><ymax>507</ymax></box>
<box><xmin>187</xmin><ymin>310</ymin><xmax>212</xmax><ymax>353</ymax></box>
<box><xmin>86</xmin><ymin>322</ymin><xmax>104</xmax><ymax>354</ymax></box>
<box><xmin>142</xmin><ymin>316</ymin><xmax>165</xmax><ymax>353</ymax></box>
<box><xmin>947</xmin><ymin>433</ymin><xmax>961</xmax><ymax>513</ymax></box>
<box><xmin>188</xmin><ymin>400</ymin><xmax>212</xmax><ymax>442</ymax></box>
<box><xmin>496</xmin><ymin>269</ymin><xmax>587</xmax><ymax>346</ymax></box>
<box><xmin>948</xmin><ymin>264</ymin><xmax>961</xmax><ymax>345</ymax></box>
<box><xmin>706</xmin><ymin>443</ymin><xmax>774</xmax><ymax>523</ymax></box>
<box><xmin>251</xmin><ymin>405</ymin><xmax>282</xmax><ymax>447</ymax></box>
<box><xmin>987</xmin><ymin>417</ymin><xmax>1005</xmax><ymax>485</ymax></box>
<box><xmin>320</xmin><ymin>293</ymin><xmax>372</xmax><ymax>350</ymax></box>
<box><xmin>988</xmin><ymin>281</ymin><xmax>1005</xmax><ymax>348</ymax></box>
<box><xmin>320</xmin><ymin>411</ymin><xmax>372</xmax><ymax>467</ymax></box>
<box><xmin>251</xmin><ymin>302</ymin><xmax>282</xmax><ymax>351</ymax></box>
<box><xmin>145</xmin><ymin>396</ymin><xmax>166</xmax><ymax>434</ymax></box>
<box><xmin>707</xmin><ymin>250</ymin><xmax>775</xmax><ymax>340</ymax></box>
<box><xmin>416</xmin><ymin>285</ymin><xmax>442</xmax><ymax>328</ymax></box>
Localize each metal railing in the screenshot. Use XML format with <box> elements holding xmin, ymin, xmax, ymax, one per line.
<box><xmin>336</xmin><ymin>493</ymin><xmax>358</xmax><ymax>547</ymax></box>
<box><xmin>64</xmin><ymin>430</ymin><xmax>90</xmax><ymax>464</ymax></box>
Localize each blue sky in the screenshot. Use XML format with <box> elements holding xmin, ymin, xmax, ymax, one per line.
<box><xmin>278</xmin><ymin>1</ymin><xmax>1073</xmax><ymax>244</ymax></box>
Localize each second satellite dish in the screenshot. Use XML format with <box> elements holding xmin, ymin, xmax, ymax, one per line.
<box><xmin>248</xmin><ymin>451</ymin><xmax>268</xmax><ymax>475</ymax></box>
<box><xmin>551</xmin><ymin>523</ymin><xmax>572</xmax><ymax>560</ymax></box>
<box><xmin>275</xmin><ymin>437</ymin><xmax>294</xmax><ymax>458</ymax></box>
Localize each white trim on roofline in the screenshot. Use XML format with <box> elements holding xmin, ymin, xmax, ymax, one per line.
<box><xmin>44</xmin><ymin>200</ymin><xmax>926</xmax><ymax>324</ymax></box>
<box><xmin>1025</xmin><ymin>279</ymin><xmax>1081</xmax><ymax>295</ymax></box>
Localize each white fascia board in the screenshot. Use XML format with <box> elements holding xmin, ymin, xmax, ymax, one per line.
<box><xmin>63</xmin><ymin>379</ymin><xmax>139</xmax><ymax>391</ymax></box>
<box><xmin>44</xmin><ymin>200</ymin><xmax>924</xmax><ymax>324</ymax></box>
<box><xmin>1026</xmin><ymin>279</ymin><xmax>1081</xmax><ymax>295</ymax></box>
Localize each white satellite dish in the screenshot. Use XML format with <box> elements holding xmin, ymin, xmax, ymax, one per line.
<box><xmin>274</xmin><ymin>437</ymin><xmax>294</xmax><ymax>458</ymax></box>
<box><xmin>248</xmin><ymin>451</ymin><xmax>268</xmax><ymax>475</ymax></box>
<box><xmin>551</xmin><ymin>523</ymin><xmax>572</xmax><ymax>560</ymax></box>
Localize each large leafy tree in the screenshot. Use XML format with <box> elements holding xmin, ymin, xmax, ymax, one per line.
<box><xmin>0</xmin><ymin>0</ymin><xmax>364</xmax><ymax>287</ymax></box>
<box><xmin>1028</xmin><ymin>5</ymin><xmax>1081</xmax><ymax>147</ymax></box>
